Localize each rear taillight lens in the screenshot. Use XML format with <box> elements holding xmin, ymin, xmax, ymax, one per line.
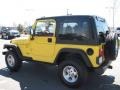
<box><xmin>97</xmin><ymin>48</ymin><xmax>104</xmax><ymax>65</ymax></box>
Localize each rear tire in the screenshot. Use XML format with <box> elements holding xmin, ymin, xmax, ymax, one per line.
<box><xmin>5</xmin><ymin>51</ymin><xmax>22</xmax><ymax>72</ymax></box>
<box><xmin>58</xmin><ymin>56</ymin><xmax>88</xmax><ymax>88</ymax></box>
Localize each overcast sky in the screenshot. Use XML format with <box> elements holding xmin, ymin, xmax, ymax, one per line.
<box><xmin>0</xmin><ymin>0</ymin><xmax>120</xmax><ymax>27</ymax></box>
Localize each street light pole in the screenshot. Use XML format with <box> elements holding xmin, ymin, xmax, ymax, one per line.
<box><xmin>112</xmin><ymin>0</ymin><xmax>118</xmax><ymax>30</ymax></box>
<box><xmin>113</xmin><ymin>7</ymin><xmax>115</xmax><ymax>30</ymax></box>
<box><xmin>106</xmin><ymin>0</ymin><xmax>118</xmax><ymax>30</ymax></box>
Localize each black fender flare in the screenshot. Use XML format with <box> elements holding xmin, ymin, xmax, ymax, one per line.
<box><xmin>54</xmin><ymin>48</ymin><xmax>92</xmax><ymax>67</ymax></box>
<box><xmin>3</xmin><ymin>44</ymin><xmax>23</xmax><ymax>59</ymax></box>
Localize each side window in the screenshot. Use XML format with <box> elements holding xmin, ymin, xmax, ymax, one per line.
<box><xmin>35</xmin><ymin>20</ymin><xmax>55</xmax><ymax>36</ymax></box>
<box><xmin>95</xmin><ymin>19</ymin><xmax>109</xmax><ymax>43</ymax></box>
<box><xmin>58</xmin><ymin>19</ymin><xmax>91</xmax><ymax>40</ymax></box>
<box><xmin>59</xmin><ymin>22</ymin><xmax>78</xmax><ymax>34</ymax></box>
<box><xmin>95</xmin><ymin>19</ymin><xmax>109</xmax><ymax>35</ymax></box>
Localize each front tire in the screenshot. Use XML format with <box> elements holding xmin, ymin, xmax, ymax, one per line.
<box><xmin>58</xmin><ymin>57</ymin><xmax>88</xmax><ymax>88</ymax></box>
<box><xmin>5</xmin><ymin>51</ymin><xmax>22</xmax><ymax>72</ymax></box>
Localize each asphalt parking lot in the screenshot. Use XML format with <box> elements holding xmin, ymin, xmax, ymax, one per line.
<box><xmin>0</xmin><ymin>38</ymin><xmax>120</xmax><ymax>90</ymax></box>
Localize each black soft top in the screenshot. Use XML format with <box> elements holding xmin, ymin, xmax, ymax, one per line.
<box><xmin>36</xmin><ymin>15</ymin><xmax>97</xmax><ymax>20</ymax></box>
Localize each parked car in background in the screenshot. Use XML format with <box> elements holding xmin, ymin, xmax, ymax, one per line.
<box><xmin>1</xmin><ymin>29</ymin><xmax>8</xmax><ymax>39</ymax></box>
<box><xmin>1</xmin><ymin>29</ymin><xmax>20</xmax><ymax>39</ymax></box>
<box><xmin>116</xmin><ymin>27</ymin><xmax>120</xmax><ymax>36</ymax></box>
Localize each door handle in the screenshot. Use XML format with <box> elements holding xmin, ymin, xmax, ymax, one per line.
<box><xmin>48</xmin><ymin>38</ymin><xmax>52</xmax><ymax>43</ymax></box>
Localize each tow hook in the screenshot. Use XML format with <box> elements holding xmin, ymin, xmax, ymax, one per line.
<box><xmin>108</xmin><ymin>65</ymin><xmax>113</xmax><ymax>69</ymax></box>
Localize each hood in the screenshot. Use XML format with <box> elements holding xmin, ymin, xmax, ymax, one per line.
<box><xmin>11</xmin><ymin>35</ymin><xmax>30</xmax><ymax>45</ymax></box>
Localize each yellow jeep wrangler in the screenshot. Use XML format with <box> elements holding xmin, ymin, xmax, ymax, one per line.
<box><xmin>2</xmin><ymin>15</ymin><xmax>119</xmax><ymax>88</ymax></box>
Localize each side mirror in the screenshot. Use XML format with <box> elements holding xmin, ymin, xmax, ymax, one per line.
<box><xmin>30</xmin><ymin>29</ymin><xmax>34</xmax><ymax>35</ymax></box>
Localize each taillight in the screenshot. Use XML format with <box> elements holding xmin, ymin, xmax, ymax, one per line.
<box><xmin>97</xmin><ymin>48</ymin><xmax>104</xmax><ymax>65</ymax></box>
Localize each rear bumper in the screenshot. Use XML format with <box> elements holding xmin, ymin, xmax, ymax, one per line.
<box><xmin>94</xmin><ymin>60</ymin><xmax>112</xmax><ymax>75</ymax></box>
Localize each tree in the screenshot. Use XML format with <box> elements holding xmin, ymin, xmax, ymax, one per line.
<box><xmin>17</xmin><ymin>24</ymin><xmax>24</xmax><ymax>33</ymax></box>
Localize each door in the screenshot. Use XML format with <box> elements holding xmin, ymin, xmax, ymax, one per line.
<box><xmin>30</xmin><ymin>19</ymin><xmax>56</xmax><ymax>63</ymax></box>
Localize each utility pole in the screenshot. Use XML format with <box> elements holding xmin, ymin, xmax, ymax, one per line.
<box><xmin>67</xmin><ymin>9</ymin><xmax>69</xmax><ymax>15</ymax></box>
<box><xmin>66</xmin><ymin>9</ymin><xmax>72</xmax><ymax>16</ymax></box>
